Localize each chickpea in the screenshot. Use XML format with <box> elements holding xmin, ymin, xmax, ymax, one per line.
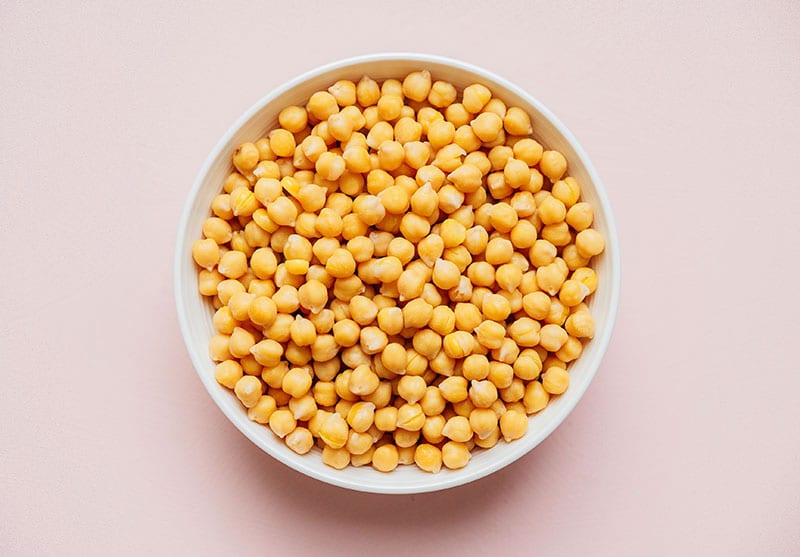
<box><xmin>442</xmin><ymin>330</ymin><xmax>475</xmax><ymax>359</ymax></box>
<box><xmin>307</xmin><ymin>91</ymin><xmax>339</xmax><ymax>120</ymax></box>
<box><xmin>442</xmin><ymin>441</ymin><xmax>471</xmax><ymax>470</ymax></box>
<box><xmin>442</xmin><ymin>415</ymin><xmax>472</xmax><ymax>443</ymax></box>
<box><xmin>575</xmin><ymin>229</ymin><xmax>606</xmax><ymax>258</ymax></box>
<box><xmin>192</xmin><ymin>238</ymin><xmax>220</xmax><ymax>271</ymax></box>
<box><xmin>508</xmin><ymin>317</ymin><xmax>541</xmax><ymax>347</ymax></box>
<box><xmin>472</xmin><ymin>319</ymin><xmax>504</xmax><ymax>350</ymax></box>
<box><xmin>462</xmin><ymin>83</ymin><xmax>492</xmax><ymax>113</ymax></box>
<box><xmin>427</xmin><ymin>80</ymin><xmax>457</xmax><ymax>107</ymax></box>
<box><xmin>542</xmin><ymin>367</ymin><xmax>570</xmax><ymax>395</ymax></box>
<box><xmin>565</xmin><ymin>310</ymin><xmax>595</xmax><ymax>338</ymax></box>
<box><xmin>540</xmin><ymin>150</ymin><xmax>567</xmax><ymax>181</ymax></box>
<box><xmin>477</xmin><ymin>294</ymin><xmax>508</xmax><ymax>322</ymax></box>
<box><xmin>552</xmin><ymin>177</ymin><xmax>581</xmax><ymax>207</ymax></box>
<box><xmin>485</xmin><ymin>237</ymin><xmax>513</xmax><ymax>265</ymax></box>
<box><xmin>233</xmin><ymin>142</ymin><xmax>259</xmax><ymax>173</ymax></box>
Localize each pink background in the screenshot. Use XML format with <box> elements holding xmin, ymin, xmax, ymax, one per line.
<box><xmin>2</xmin><ymin>2</ymin><xmax>799</xmax><ymax>555</ymax></box>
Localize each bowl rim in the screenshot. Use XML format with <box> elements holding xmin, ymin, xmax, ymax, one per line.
<box><xmin>174</xmin><ymin>52</ymin><xmax>621</xmax><ymax>494</ymax></box>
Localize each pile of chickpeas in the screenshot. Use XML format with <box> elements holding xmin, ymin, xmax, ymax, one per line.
<box><xmin>192</xmin><ymin>70</ymin><xmax>605</xmax><ymax>473</ymax></box>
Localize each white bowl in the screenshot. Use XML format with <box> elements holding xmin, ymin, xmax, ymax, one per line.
<box><xmin>174</xmin><ymin>53</ymin><xmax>620</xmax><ymax>494</ymax></box>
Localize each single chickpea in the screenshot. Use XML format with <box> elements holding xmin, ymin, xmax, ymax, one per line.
<box><xmin>469</xmin><ymin>379</ymin><xmax>498</xmax><ymax>408</ymax></box>
<box><xmin>360</xmin><ymin>326</ymin><xmax>388</xmax><ymax>354</ymax></box>
<box><xmin>349</xmin><ymin>364</ymin><xmax>380</xmax><ymax>396</ymax></box>
<box><xmin>427</xmin><ymin>80</ymin><xmax>457</xmax><ymax>107</ymax></box>
<box><xmin>475</xmin><ymin>320</ymin><xmax>506</xmax><ymax>350</ymax></box>
<box><xmin>492</xmin><ymin>338</ymin><xmax>519</xmax><ymax>366</ymax></box>
<box><xmin>442</xmin><ymin>441</ymin><xmax>471</xmax><ymax>470</ymax></box>
<box><xmin>372</xmin><ymin>444</ymin><xmax>399</xmax><ymax>472</ymax></box>
<box><xmin>344</xmin><ymin>401</ymin><xmax>376</xmax><ymax>434</ymax></box>
<box><xmin>468</xmin><ymin>408</ymin><xmax>498</xmax><ymax>440</ymax></box>
<box><xmin>265</xmin><ymin>195</ymin><xmax>298</xmax><ymax>227</ymax></box>
<box><xmin>540</xmin><ymin>150</ymin><xmax>567</xmax><ymax>181</ymax></box>
<box><xmin>374</xmin><ymin>405</ymin><xmax>399</xmax><ymax>432</ymax></box>
<box><xmin>557</xmin><ymin>279</ymin><xmax>589</xmax><ymax>307</ymax></box>
<box><xmin>495</xmin><ymin>263</ymin><xmax>523</xmax><ymax>293</ymax></box>
<box><xmin>315</xmin><ymin>151</ymin><xmax>346</xmax><ymax>181</ymax></box>
<box><xmin>413</xmin><ymin>444</ymin><xmax>443</xmax><ymax>473</ymax></box>
<box><xmin>571</xmin><ymin>267</ymin><xmax>598</xmax><ymax>295</ymax></box>
<box><xmin>514</xmin><ymin>352</ymin><xmax>544</xmax><ymax>381</ymax></box>
<box><xmin>499</xmin><ymin>158</ymin><xmax>529</xmax><ymax>190</ymax></box>
<box><xmin>394</xmin><ymin>116</ymin><xmax>422</xmax><ymax>144</ymax></box>
<box><xmin>523</xmin><ymin>381</ymin><xmax>550</xmax><ymax>414</ymax></box>
<box><xmin>215</xmin><ymin>359</ymin><xmax>243</xmax><ymax>389</ymax></box>
<box><xmin>563</xmin><ymin>203</ymin><xmax>593</xmax><ymax>233</ymax></box>
<box><xmin>269</xmin><ymin>128</ymin><xmax>296</xmax><ymax>158</ymax></box>
<box><xmin>247</xmin><ymin>394</ymin><xmax>277</xmax><ymax>424</ymax></box>
<box><xmin>498</xmin><ymin>409</ymin><xmax>528</xmax><ymax>442</ymax></box>
<box><xmin>565</xmin><ymin>310</ymin><xmax>595</xmax><ymax>339</ymax></box>
<box><xmin>268</xmin><ymin>409</ymin><xmax>297</xmax><ymax>439</ymax></box>
<box><xmin>399</xmin><ymin>69</ymin><xmax>431</xmax><ymax>101</ymax></box>
<box><xmin>427</xmin><ymin>119</ymin><xmax>456</xmax><ymax>151</ymax></box>
<box><xmin>469</xmin><ymin>112</ymin><xmax>503</xmax><ymax>143</ymax></box>
<box><xmin>422</xmin><ymin>306</ymin><xmax>454</xmax><ymax>338</ymax></box>
<box><xmin>442</xmin><ymin>415</ymin><xmax>473</xmax><ymax>443</ymax></box>
<box><xmin>432</xmin><ymin>143</ymin><xmax>467</xmax><ymax>173</ymax></box>
<box><xmin>538</xmin><ymin>195</ymin><xmax>567</xmax><ymax>225</ymax></box>
<box><xmin>349</xmin><ymin>295</ymin><xmax>378</xmax><ymax>326</ymax></box>
<box><xmin>454</xmin><ymin>125</ymin><xmax>483</xmax><ymax>153</ymax></box>
<box><xmin>192</xmin><ymin>238</ymin><xmax>220</xmax><ymax>271</ymax></box>
<box><xmin>198</xmin><ymin>269</ymin><xmax>224</xmax><ymax>296</ymax></box>
<box><xmin>300</xmin><ymin>134</ymin><xmax>328</xmax><ymax>163</ymax></box>
<box><xmin>356</xmin><ymin>75</ymin><xmax>381</xmax><ymax>107</ymax></box>
<box><xmin>439</xmin><ymin>376</ymin><xmax>468</xmax><ymax>403</ymax></box>
<box><xmin>217</xmin><ymin>282</ymin><xmax>249</xmax><ymax>315</ymax></box>
<box><xmin>508</xmin><ymin>317</ymin><xmax>541</xmax><ymax>347</ymax></box>
<box><xmin>466</xmin><ymin>261</ymin><xmax>495</xmax><ymax>288</ymax></box>
<box><xmin>429</xmin><ymin>258</ymin><xmax>459</xmax><ymax>290</ymax></box>
<box><xmin>462</xmin><ymin>83</ymin><xmax>492</xmax><ymax>113</ymax></box>
<box><xmin>509</xmin><ymin>220</ymin><xmax>537</xmax><ymax>250</ymax></box>
<box><xmin>552</xmin><ymin>177</ymin><xmax>582</xmax><ymax>207</ymax></box>
<box><xmin>438</xmin><ymin>98</ymin><xmax>470</xmax><ymax>125</ymax></box>
<box><xmin>575</xmin><ymin>229</ymin><xmax>606</xmax><ymax>258</ymax></box>
<box><xmin>375</xmin><ymin>306</ymin><xmax>403</xmax><ymax>336</ymax></box>
<box><xmin>377</xmin><ymin>185</ymin><xmax>409</xmax><ymax>215</ymax></box>
<box><xmin>284</xmin><ymin>427</ymin><xmax>314</xmax><ymax>455</ymax></box>
<box><xmin>536</xmin><ymin>261</ymin><xmax>568</xmax><ymax>296</ymax></box>
<box><xmin>328</xmin><ymin>79</ymin><xmax>357</xmax><ymax>107</ymax></box>
<box><xmin>503</xmin><ymin>107</ymin><xmax>533</xmax><ymax>136</ymax></box>
<box><xmin>324</xmin><ymin>248</ymin><xmax>355</xmax><ymax>279</ymax></box>
<box><xmin>233</xmin><ymin>142</ymin><xmax>259</xmax><ymax>173</ymax></box>
<box><xmin>228</xmin><ymin>326</ymin><xmax>256</xmax><ymax>358</ymax></box>
<box><xmin>485</xmin><ymin>237</ymin><xmax>514</xmax><ymax>265</ymax></box>
<box><xmin>442</xmin><ymin>330</ymin><xmax>475</xmax><ymax>359</ymax></box>
<box><xmin>213</xmin><ymin>306</ymin><xmax>238</xmax><ymax>335</ymax></box>
<box><xmin>395</xmin><ymin>402</ymin><xmax>426</xmax><ymax>431</ymax></box>
<box><xmin>278</xmin><ymin>105</ymin><xmax>309</xmax><ymax>133</ymax></box>
<box><xmin>556</xmin><ymin>335</ymin><xmax>583</xmax><ymax>362</ymax></box>
<box><xmin>401</xmin><ymin>298</ymin><xmax>433</xmax><ymax>330</ymax></box>
<box><xmin>307</xmin><ymin>91</ymin><xmax>339</xmax><ymax>120</ymax></box>
<box><xmin>480</xmin><ymin>293</ymin><xmax>511</xmax><ymax>322</ymax></box>
<box><xmin>396</xmin><ymin>375</ymin><xmax>426</xmax><ymax>404</ymax></box>
<box><xmin>542</xmin><ymin>367</ymin><xmax>570</xmax><ymax>395</ymax></box>
<box><xmin>288</xmin><ymin>393</ymin><xmax>318</xmax><ymax>422</ymax></box>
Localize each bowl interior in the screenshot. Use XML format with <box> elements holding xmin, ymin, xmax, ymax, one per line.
<box><xmin>175</xmin><ymin>54</ymin><xmax>619</xmax><ymax>494</ymax></box>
